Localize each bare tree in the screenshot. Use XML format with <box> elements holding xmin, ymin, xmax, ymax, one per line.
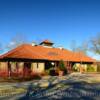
<box><xmin>6</xmin><ymin>33</ymin><xmax>28</xmax><ymax>50</ymax></box>
<box><xmin>90</xmin><ymin>33</ymin><xmax>100</xmax><ymax>55</ymax></box>
<box><xmin>70</xmin><ymin>40</ymin><xmax>77</xmax><ymax>52</ymax></box>
<box><xmin>70</xmin><ymin>40</ymin><xmax>88</xmax><ymax>55</ymax></box>
<box><xmin>77</xmin><ymin>42</ymin><xmax>88</xmax><ymax>55</ymax></box>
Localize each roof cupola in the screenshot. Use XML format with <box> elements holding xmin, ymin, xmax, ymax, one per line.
<box><xmin>39</xmin><ymin>40</ymin><xmax>54</xmax><ymax>47</ymax></box>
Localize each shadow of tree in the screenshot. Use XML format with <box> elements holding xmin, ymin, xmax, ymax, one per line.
<box><xmin>18</xmin><ymin>77</ymin><xmax>100</xmax><ymax>100</ymax></box>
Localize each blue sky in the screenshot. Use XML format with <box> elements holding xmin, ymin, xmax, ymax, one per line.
<box><xmin>0</xmin><ymin>0</ymin><xmax>100</xmax><ymax>59</ymax></box>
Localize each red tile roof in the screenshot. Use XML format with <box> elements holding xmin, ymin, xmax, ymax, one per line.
<box><xmin>0</xmin><ymin>44</ymin><xmax>95</xmax><ymax>62</ymax></box>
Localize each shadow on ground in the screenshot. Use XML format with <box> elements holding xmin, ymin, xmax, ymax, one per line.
<box><xmin>18</xmin><ymin>78</ymin><xmax>100</xmax><ymax>100</ymax></box>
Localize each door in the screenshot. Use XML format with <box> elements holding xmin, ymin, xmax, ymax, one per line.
<box><xmin>23</xmin><ymin>62</ymin><xmax>31</xmax><ymax>77</ymax></box>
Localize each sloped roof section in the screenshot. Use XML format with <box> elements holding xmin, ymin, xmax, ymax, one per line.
<box><xmin>0</xmin><ymin>44</ymin><xmax>47</xmax><ymax>60</ymax></box>
<box><xmin>0</xmin><ymin>44</ymin><xmax>95</xmax><ymax>62</ymax></box>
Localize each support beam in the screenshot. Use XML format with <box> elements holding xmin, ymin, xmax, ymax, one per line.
<box><xmin>8</xmin><ymin>62</ymin><xmax>11</xmax><ymax>78</ymax></box>
<box><xmin>16</xmin><ymin>62</ymin><xmax>19</xmax><ymax>77</ymax></box>
<box><xmin>54</xmin><ymin>61</ymin><xmax>57</xmax><ymax>70</ymax></box>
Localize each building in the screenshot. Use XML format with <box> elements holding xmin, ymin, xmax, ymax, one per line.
<box><xmin>0</xmin><ymin>40</ymin><xmax>96</xmax><ymax>77</ymax></box>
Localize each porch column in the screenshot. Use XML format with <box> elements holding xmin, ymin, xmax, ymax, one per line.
<box><xmin>64</xmin><ymin>61</ymin><xmax>68</xmax><ymax>71</ymax></box>
<box><xmin>16</xmin><ymin>62</ymin><xmax>19</xmax><ymax>76</ymax></box>
<box><xmin>23</xmin><ymin>62</ymin><xmax>25</xmax><ymax>77</ymax></box>
<box><xmin>8</xmin><ymin>62</ymin><xmax>11</xmax><ymax>78</ymax></box>
<box><xmin>69</xmin><ymin>63</ymin><xmax>72</xmax><ymax>73</ymax></box>
<box><xmin>66</xmin><ymin>61</ymin><xmax>72</xmax><ymax>73</ymax></box>
<box><xmin>54</xmin><ymin>62</ymin><xmax>57</xmax><ymax>70</ymax></box>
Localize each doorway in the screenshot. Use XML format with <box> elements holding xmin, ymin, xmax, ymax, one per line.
<box><xmin>23</xmin><ymin>62</ymin><xmax>31</xmax><ymax>77</ymax></box>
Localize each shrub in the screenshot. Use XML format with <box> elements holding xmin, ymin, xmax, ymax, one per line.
<box><xmin>59</xmin><ymin>60</ymin><xmax>66</xmax><ymax>71</ymax></box>
<box><xmin>72</xmin><ymin>64</ymin><xmax>79</xmax><ymax>72</ymax></box>
<box><xmin>63</xmin><ymin>70</ymin><xmax>67</xmax><ymax>75</ymax></box>
<box><xmin>49</xmin><ymin>69</ymin><xmax>56</xmax><ymax>76</ymax></box>
<box><xmin>45</xmin><ymin>67</ymin><xmax>54</xmax><ymax>75</ymax></box>
<box><xmin>97</xmin><ymin>64</ymin><xmax>100</xmax><ymax>72</ymax></box>
<box><xmin>59</xmin><ymin>60</ymin><xmax>68</xmax><ymax>74</ymax></box>
<box><xmin>21</xmin><ymin>74</ymin><xmax>41</xmax><ymax>81</ymax></box>
<box><xmin>32</xmin><ymin>74</ymin><xmax>41</xmax><ymax>80</ymax></box>
<box><xmin>58</xmin><ymin>60</ymin><xmax>68</xmax><ymax>75</ymax></box>
<box><xmin>87</xmin><ymin>65</ymin><xmax>95</xmax><ymax>72</ymax></box>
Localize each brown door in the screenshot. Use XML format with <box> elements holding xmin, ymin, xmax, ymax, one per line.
<box><xmin>23</xmin><ymin>62</ymin><xmax>31</xmax><ymax>77</ymax></box>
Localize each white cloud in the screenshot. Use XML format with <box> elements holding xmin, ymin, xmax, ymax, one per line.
<box><xmin>9</xmin><ymin>41</ymin><xmax>16</xmax><ymax>45</ymax></box>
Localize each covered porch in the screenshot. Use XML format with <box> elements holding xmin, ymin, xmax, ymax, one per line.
<box><xmin>0</xmin><ymin>58</ymin><xmax>46</xmax><ymax>77</ymax></box>
<box><xmin>0</xmin><ymin>58</ymin><xmax>73</xmax><ymax>77</ymax></box>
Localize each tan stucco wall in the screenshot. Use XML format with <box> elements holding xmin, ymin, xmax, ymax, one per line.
<box><xmin>10</xmin><ymin>62</ymin><xmax>17</xmax><ymax>72</ymax></box>
<box><xmin>31</xmin><ymin>62</ymin><xmax>45</xmax><ymax>73</ymax></box>
<box><xmin>18</xmin><ymin>62</ymin><xmax>24</xmax><ymax>73</ymax></box>
<box><xmin>0</xmin><ymin>62</ymin><xmax>8</xmax><ymax>72</ymax></box>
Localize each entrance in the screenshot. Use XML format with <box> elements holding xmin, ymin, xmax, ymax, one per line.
<box><xmin>23</xmin><ymin>62</ymin><xmax>31</xmax><ymax>77</ymax></box>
